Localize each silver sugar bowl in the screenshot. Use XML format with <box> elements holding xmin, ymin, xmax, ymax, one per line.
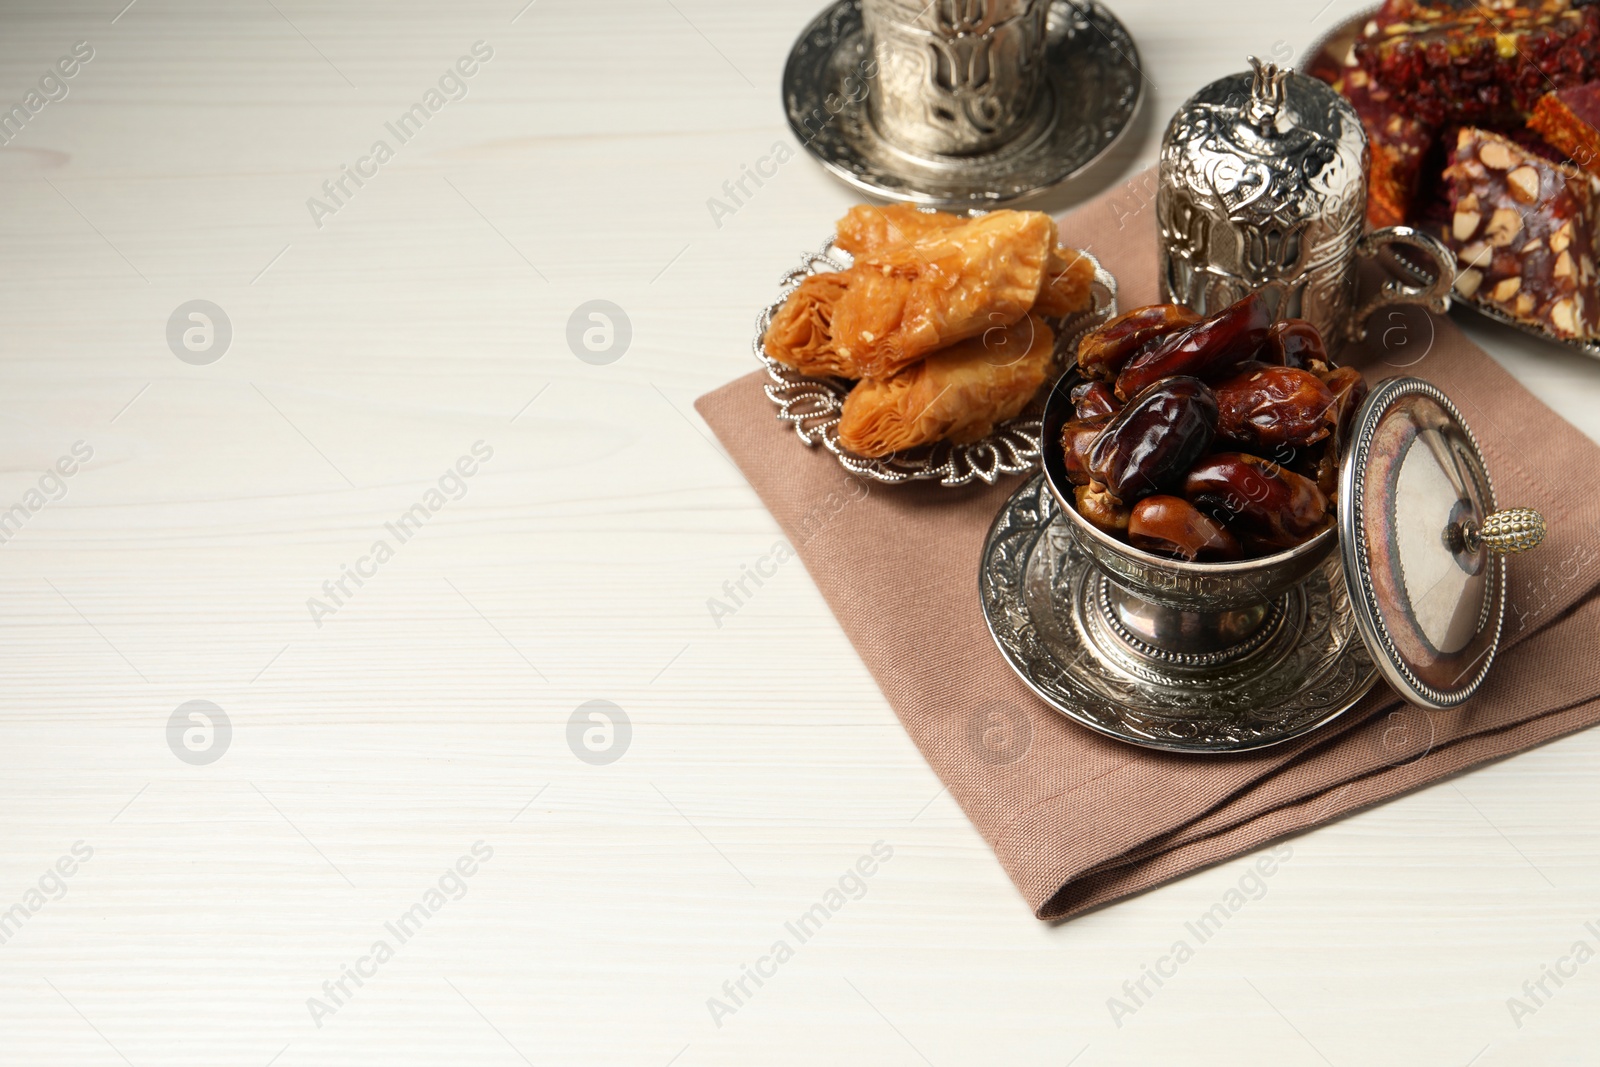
<box><xmin>988</xmin><ymin>372</ymin><xmax>1551</xmax><ymax>753</ymax></box>
<box><xmin>1158</xmin><ymin>58</ymin><xmax>1455</xmax><ymax>346</ymax></box>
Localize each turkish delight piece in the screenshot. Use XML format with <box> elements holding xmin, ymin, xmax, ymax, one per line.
<box><xmin>1355</xmin><ymin>5</ymin><xmax>1600</xmax><ymax>126</ymax></box>
<box><xmin>1441</xmin><ymin>127</ymin><xmax>1600</xmax><ymax>339</ymax></box>
<box><xmin>1316</xmin><ymin>53</ymin><xmax>1438</xmax><ymax>228</ymax></box>
<box><xmin>1529</xmin><ymin>80</ymin><xmax>1600</xmax><ymax>181</ymax></box>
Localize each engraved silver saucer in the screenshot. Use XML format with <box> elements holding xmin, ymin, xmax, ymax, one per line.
<box><xmin>782</xmin><ymin>0</ymin><xmax>1145</xmax><ymax>205</ymax></box>
<box><xmin>979</xmin><ymin>472</ymin><xmax>1380</xmax><ymax>753</ymax></box>
<box><xmin>1299</xmin><ymin>5</ymin><xmax>1600</xmax><ymax>363</ymax></box>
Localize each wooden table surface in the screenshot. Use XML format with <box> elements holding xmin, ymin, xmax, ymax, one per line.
<box><xmin>2</xmin><ymin>1</ymin><xmax>1598</xmax><ymax>1064</ymax></box>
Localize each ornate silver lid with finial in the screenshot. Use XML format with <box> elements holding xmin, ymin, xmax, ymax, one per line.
<box><xmin>1157</xmin><ymin>56</ymin><xmax>1455</xmax><ymax>345</ymax></box>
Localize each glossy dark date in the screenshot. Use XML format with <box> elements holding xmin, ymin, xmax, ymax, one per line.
<box><xmin>1075</xmin><ymin>483</ymin><xmax>1130</xmax><ymax>535</ymax></box>
<box><xmin>1265</xmin><ymin>319</ymin><xmax>1328</xmax><ymax>370</ymax></box>
<box><xmin>1115</xmin><ymin>290</ymin><xmax>1275</xmax><ymax>401</ymax></box>
<box><xmin>1076</xmin><ymin>304</ymin><xmax>1201</xmax><ymax>383</ymax></box>
<box><xmin>1059</xmin><ymin>413</ymin><xmax>1112</xmax><ymax>486</ymax></box>
<box><xmin>1128</xmin><ymin>495</ymin><xmax>1242</xmax><ymax>561</ymax></box>
<box><xmin>1318</xmin><ymin>365</ymin><xmax>1368</xmax><ymax>443</ymax></box>
<box><xmin>1214</xmin><ymin>364</ymin><xmax>1335</xmax><ymax>451</ymax></box>
<box><xmin>1070</xmin><ymin>380</ymin><xmax>1121</xmax><ymax>419</ymax></box>
<box><xmin>1184</xmin><ymin>453</ymin><xmax>1330</xmax><ymax>548</ymax></box>
<box><xmin>1309</xmin><ymin>365</ymin><xmax>1369</xmax><ymax>498</ymax></box>
<box><xmin>1088</xmin><ymin>377</ymin><xmax>1218</xmax><ymax>503</ymax></box>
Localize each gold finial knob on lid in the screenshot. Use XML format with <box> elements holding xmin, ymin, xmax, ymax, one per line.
<box><xmin>1461</xmin><ymin>508</ymin><xmax>1547</xmax><ymax>555</ymax></box>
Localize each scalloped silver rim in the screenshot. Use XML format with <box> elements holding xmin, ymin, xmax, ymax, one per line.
<box><xmin>752</xmin><ymin>227</ymin><xmax>1119</xmax><ymax>488</ymax></box>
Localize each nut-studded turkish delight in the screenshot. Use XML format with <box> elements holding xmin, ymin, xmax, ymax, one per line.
<box><xmin>1441</xmin><ymin>127</ymin><xmax>1600</xmax><ymax>339</ymax></box>
<box><xmin>1354</xmin><ymin>4</ymin><xmax>1600</xmax><ymax>126</ymax></box>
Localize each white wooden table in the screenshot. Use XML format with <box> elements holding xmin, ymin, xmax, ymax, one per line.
<box><xmin>2</xmin><ymin>1</ymin><xmax>1598</xmax><ymax>1063</ymax></box>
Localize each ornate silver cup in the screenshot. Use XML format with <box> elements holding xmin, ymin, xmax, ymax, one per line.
<box><xmin>1040</xmin><ymin>374</ymin><xmax>1338</xmax><ymax>662</ymax></box>
<box><xmin>1158</xmin><ymin>58</ymin><xmax>1456</xmax><ymax>347</ymax></box>
<box><xmin>862</xmin><ymin>0</ymin><xmax>1052</xmax><ymax>157</ymax></box>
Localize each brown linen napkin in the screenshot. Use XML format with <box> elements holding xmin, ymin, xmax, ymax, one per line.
<box><xmin>696</xmin><ymin>172</ymin><xmax>1600</xmax><ymax>920</ymax></box>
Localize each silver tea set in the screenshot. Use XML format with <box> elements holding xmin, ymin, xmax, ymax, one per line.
<box><xmin>777</xmin><ymin>4</ymin><xmax>1549</xmax><ymax>750</ymax></box>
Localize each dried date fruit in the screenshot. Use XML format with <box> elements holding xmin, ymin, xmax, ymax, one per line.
<box><xmin>1295</xmin><ymin>438</ymin><xmax>1339</xmax><ymax>501</ymax></box>
<box><xmin>1088</xmin><ymin>377</ymin><xmax>1218</xmax><ymax>503</ymax></box>
<box><xmin>1214</xmin><ymin>365</ymin><xmax>1335</xmax><ymax>451</ymax></box>
<box><xmin>1076</xmin><ymin>304</ymin><xmax>1201</xmax><ymax>383</ymax></box>
<box><xmin>1114</xmin><ymin>290</ymin><xmax>1275</xmax><ymax>400</ymax></box>
<box><xmin>1265</xmin><ymin>319</ymin><xmax>1328</xmax><ymax>370</ymax></box>
<box><xmin>1318</xmin><ymin>365</ymin><xmax>1368</xmax><ymax>443</ymax></box>
<box><xmin>1303</xmin><ymin>365</ymin><xmax>1369</xmax><ymax>500</ymax></box>
<box><xmin>1059</xmin><ymin>413</ymin><xmax>1112</xmax><ymax>486</ymax></box>
<box><xmin>1127</xmin><ymin>495</ymin><xmax>1242</xmax><ymax>562</ymax></box>
<box><xmin>1075</xmin><ymin>483</ymin><xmax>1130</xmax><ymax>535</ymax></box>
<box><xmin>1184</xmin><ymin>453</ymin><xmax>1330</xmax><ymax>549</ymax></box>
<box><xmin>1070</xmin><ymin>380</ymin><xmax>1121</xmax><ymax>419</ymax></box>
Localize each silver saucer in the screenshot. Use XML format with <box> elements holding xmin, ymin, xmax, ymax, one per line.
<box><xmin>782</xmin><ymin>0</ymin><xmax>1145</xmax><ymax>206</ymax></box>
<box><xmin>979</xmin><ymin>474</ymin><xmax>1380</xmax><ymax>753</ymax></box>
<box><xmin>1300</xmin><ymin>5</ymin><xmax>1600</xmax><ymax>364</ymax></box>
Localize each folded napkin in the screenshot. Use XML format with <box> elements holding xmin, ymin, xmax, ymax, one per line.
<box><xmin>696</xmin><ymin>175</ymin><xmax>1600</xmax><ymax>920</ymax></box>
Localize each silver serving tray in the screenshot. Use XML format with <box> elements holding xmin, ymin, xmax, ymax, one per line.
<box><xmin>1299</xmin><ymin>5</ymin><xmax>1600</xmax><ymax>362</ymax></box>
<box><xmin>753</xmin><ymin>228</ymin><xmax>1118</xmax><ymax>487</ymax></box>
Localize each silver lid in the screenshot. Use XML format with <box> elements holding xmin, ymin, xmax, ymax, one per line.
<box><xmin>1338</xmin><ymin>378</ymin><xmax>1546</xmax><ymax>709</ymax></box>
